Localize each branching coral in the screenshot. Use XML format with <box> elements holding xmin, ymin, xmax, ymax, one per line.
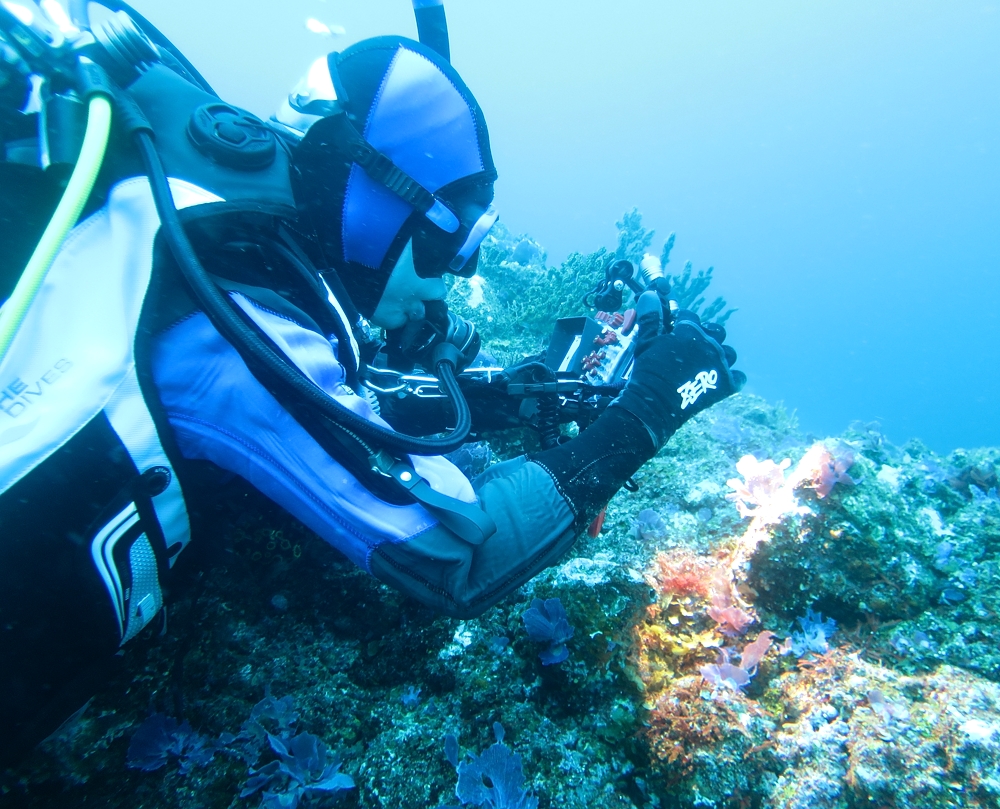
<box><xmin>663</xmin><ymin>260</ymin><xmax>735</xmax><ymax>325</ymax></box>
<box><xmin>615</xmin><ymin>208</ymin><xmax>655</xmax><ymax>265</ymax></box>
<box><xmin>658</xmin><ymin>227</ymin><xmax>735</xmax><ymax>324</ymax></box>
<box><xmin>447</xmin><ymin>212</ymin><xmax>736</xmax><ymax>365</ymax></box>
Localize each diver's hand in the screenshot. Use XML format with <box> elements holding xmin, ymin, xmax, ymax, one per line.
<box><xmin>613</xmin><ymin>289</ymin><xmax>746</xmax><ymax>450</ymax></box>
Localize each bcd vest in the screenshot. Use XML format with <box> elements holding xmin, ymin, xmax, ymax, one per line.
<box><xmin>0</xmin><ymin>63</ymin><xmax>303</xmax><ymax>755</ymax></box>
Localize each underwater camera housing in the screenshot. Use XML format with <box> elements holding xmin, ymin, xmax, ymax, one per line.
<box><xmin>546</xmin><ymin>253</ymin><xmax>674</xmax><ymax>387</ymax></box>
<box><xmin>373</xmin><ymin>255</ymin><xmax>676</xmax><ymax>449</ymax></box>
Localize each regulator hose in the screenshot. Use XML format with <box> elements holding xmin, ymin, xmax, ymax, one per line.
<box><xmin>0</xmin><ymin>93</ymin><xmax>112</xmax><ymax>364</ymax></box>
<box><xmin>133</xmin><ymin>130</ymin><xmax>473</xmax><ymax>456</ymax></box>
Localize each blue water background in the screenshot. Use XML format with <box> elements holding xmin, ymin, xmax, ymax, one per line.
<box><xmin>130</xmin><ymin>0</ymin><xmax>1000</xmax><ymax>452</ymax></box>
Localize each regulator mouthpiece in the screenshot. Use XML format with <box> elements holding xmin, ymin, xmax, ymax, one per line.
<box><xmin>385</xmin><ymin>300</ymin><xmax>480</xmax><ymax>373</ymax></box>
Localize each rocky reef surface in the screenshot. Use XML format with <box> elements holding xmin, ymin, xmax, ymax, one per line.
<box><xmin>3</xmin><ymin>219</ymin><xmax>999</xmax><ymax>809</ymax></box>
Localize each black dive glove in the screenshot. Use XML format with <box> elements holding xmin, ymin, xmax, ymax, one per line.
<box><xmin>531</xmin><ymin>287</ymin><xmax>745</xmax><ymax>528</ymax></box>
<box><xmin>614</xmin><ymin>287</ymin><xmax>746</xmax><ymax>451</ymax></box>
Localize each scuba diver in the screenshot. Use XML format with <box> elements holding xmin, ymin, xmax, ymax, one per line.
<box><xmin>0</xmin><ymin>0</ymin><xmax>745</xmax><ymax>765</ymax></box>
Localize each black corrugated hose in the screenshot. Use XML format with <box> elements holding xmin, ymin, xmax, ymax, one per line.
<box><xmin>133</xmin><ymin>129</ymin><xmax>473</xmax><ymax>456</ymax></box>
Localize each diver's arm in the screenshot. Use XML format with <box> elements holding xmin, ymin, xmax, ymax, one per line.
<box><xmin>150</xmin><ymin>306</ymin><xmax>570</xmax><ymax>619</ymax></box>
<box><xmin>149</xmin><ymin>300</ymin><xmax>634</xmax><ymax>618</ymax></box>
<box><xmin>151</xmin><ymin>292</ymin><xmax>742</xmax><ymax>619</ymax></box>
<box><xmin>367</xmin><ymin>402</ymin><xmax>677</xmax><ymax>619</ymax></box>
<box><xmin>369</xmin><ymin>297</ymin><xmax>745</xmax><ymax>618</ymax></box>
<box><xmin>531</xmin><ymin>297</ymin><xmax>745</xmax><ymax>529</ymax></box>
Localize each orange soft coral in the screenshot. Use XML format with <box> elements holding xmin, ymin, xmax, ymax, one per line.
<box><xmin>653</xmin><ymin>551</ymin><xmax>718</xmax><ymax>598</ymax></box>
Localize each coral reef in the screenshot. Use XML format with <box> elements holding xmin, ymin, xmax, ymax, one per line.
<box><xmin>4</xmin><ymin>216</ymin><xmax>999</xmax><ymax>809</ymax></box>
<box><xmin>769</xmin><ymin>652</ymin><xmax>1000</xmax><ymax>808</ymax></box>
<box><xmin>447</xmin><ymin>210</ymin><xmax>733</xmax><ymax>366</ymax></box>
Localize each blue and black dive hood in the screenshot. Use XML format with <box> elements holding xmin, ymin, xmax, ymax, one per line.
<box><xmin>279</xmin><ymin>18</ymin><xmax>498</xmax><ymax>317</ymax></box>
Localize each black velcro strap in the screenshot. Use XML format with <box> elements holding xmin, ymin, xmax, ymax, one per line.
<box><xmin>371</xmin><ymin>451</ymin><xmax>497</xmax><ymax>545</ymax></box>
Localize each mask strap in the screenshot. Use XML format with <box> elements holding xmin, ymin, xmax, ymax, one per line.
<box><xmin>324</xmin><ymin>111</ymin><xmax>460</xmax><ymax>234</ymax></box>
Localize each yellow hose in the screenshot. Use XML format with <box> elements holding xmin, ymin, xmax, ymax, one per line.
<box><xmin>0</xmin><ymin>94</ymin><xmax>113</xmax><ymax>363</ymax></box>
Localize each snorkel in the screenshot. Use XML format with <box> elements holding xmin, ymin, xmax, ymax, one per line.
<box><xmin>411</xmin><ymin>0</ymin><xmax>450</xmax><ymax>62</ymax></box>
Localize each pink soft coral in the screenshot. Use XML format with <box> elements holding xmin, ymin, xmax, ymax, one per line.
<box><xmin>725</xmin><ymin>456</ymin><xmax>791</xmax><ymax>518</ymax></box>
<box><xmin>708</xmin><ymin>605</ymin><xmax>754</xmax><ymax>637</ymax></box>
<box><xmin>699</xmin><ymin>651</ymin><xmax>751</xmax><ymax>692</ymax></box>
<box><xmin>707</xmin><ymin>572</ymin><xmax>754</xmax><ymax>636</ymax></box>
<box><xmin>806</xmin><ymin>443</ymin><xmax>856</xmax><ymax>498</ymax></box>
<box><xmin>739</xmin><ymin>631</ymin><xmax>775</xmax><ymax>671</ymax></box>
<box><xmin>727</xmin><ymin>443</ymin><xmax>856</xmax><ymax>523</ymax></box>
